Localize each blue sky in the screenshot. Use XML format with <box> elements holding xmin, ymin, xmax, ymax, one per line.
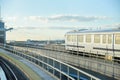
<box><xmin>0</xmin><ymin>0</ymin><xmax>120</xmax><ymax>41</ymax></box>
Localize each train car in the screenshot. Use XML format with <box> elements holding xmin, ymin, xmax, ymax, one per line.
<box><xmin>65</xmin><ymin>28</ymin><xmax>120</xmax><ymax>60</ymax></box>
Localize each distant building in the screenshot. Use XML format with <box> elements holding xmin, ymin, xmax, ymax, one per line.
<box><xmin>0</xmin><ymin>20</ymin><xmax>13</xmax><ymax>44</ymax></box>
<box><xmin>0</xmin><ymin>8</ymin><xmax>13</xmax><ymax>44</ymax></box>
<box><xmin>0</xmin><ymin>20</ymin><xmax>5</xmax><ymax>44</ymax></box>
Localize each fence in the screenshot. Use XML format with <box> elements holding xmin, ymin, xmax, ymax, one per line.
<box><xmin>10</xmin><ymin>44</ymin><xmax>120</xmax><ymax>80</ymax></box>
<box><xmin>0</xmin><ymin>44</ymin><xmax>100</xmax><ymax>80</ymax></box>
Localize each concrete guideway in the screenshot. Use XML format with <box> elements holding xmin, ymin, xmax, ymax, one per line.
<box><xmin>16</xmin><ymin>46</ymin><xmax>119</xmax><ymax>80</ymax></box>
<box><xmin>0</xmin><ymin>48</ymin><xmax>57</xmax><ymax>80</ymax></box>
<box><xmin>0</xmin><ymin>45</ymin><xmax>100</xmax><ymax>80</ymax></box>
<box><xmin>0</xmin><ymin>58</ymin><xmax>18</xmax><ymax>80</ymax></box>
<box><xmin>39</xmin><ymin>49</ymin><xmax>119</xmax><ymax>80</ymax></box>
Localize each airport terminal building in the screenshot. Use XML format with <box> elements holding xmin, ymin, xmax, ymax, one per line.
<box><xmin>0</xmin><ymin>20</ymin><xmax>5</xmax><ymax>44</ymax></box>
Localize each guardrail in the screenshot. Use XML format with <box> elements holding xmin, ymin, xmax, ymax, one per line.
<box><xmin>9</xmin><ymin>44</ymin><xmax>120</xmax><ymax>80</ymax></box>
<box><xmin>12</xmin><ymin>44</ymin><xmax>120</xmax><ymax>63</ymax></box>
<box><xmin>0</xmin><ymin>44</ymin><xmax>75</xmax><ymax>80</ymax></box>
<box><xmin>0</xmin><ymin>44</ymin><xmax>100</xmax><ymax>80</ymax></box>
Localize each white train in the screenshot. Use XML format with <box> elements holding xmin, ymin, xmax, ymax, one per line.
<box><xmin>65</xmin><ymin>28</ymin><xmax>120</xmax><ymax>60</ymax></box>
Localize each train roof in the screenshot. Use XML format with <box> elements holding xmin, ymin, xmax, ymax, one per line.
<box><xmin>67</xmin><ymin>28</ymin><xmax>120</xmax><ymax>34</ymax></box>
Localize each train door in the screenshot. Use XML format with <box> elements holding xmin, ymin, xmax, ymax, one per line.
<box><xmin>85</xmin><ymin>34</ymin><xmax>92</xmax><ymax>52</ymax></box>
<box><xmin>77</xmin><ymin>34</ymin><xmax>84</xmax><ymax>52</ymax></box>
<box><xmin>114</xmin><ymin>33</ymin><xmax>120</xmax><ymax>59</ymax></box>
<box><xmin>105</xmin><ymin>34</ymin><xmax>113</xmax><ymax>60</ymax></box>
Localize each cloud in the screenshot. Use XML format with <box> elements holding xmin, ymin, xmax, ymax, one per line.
<box><xmin>13</xmin><ymin>26</ymin><xmax>75</xmax><ymax>30</ymax></box>
<box><xmin>48</xmin><ymin>26</ymin><xmax>76</xmax><ymax>30</ymax></box>
<box><xmin>3</xmin><ymin>15</ymin><xmax>111</xmax><ymax>31</ymax></box>
<box><xmin>4</xmin><ymin>16</ymin><xmax>18</xmax><ymax>22</ymax></box>
<box><xmin>104</xmin><ymin>23</ymin><xmax>120</xmax><ymax>28</ymax></box>
<box><xmin>25</xmin><ymin>15</ymin><xmax>109</xmax><ymax>23</ymax></box>
<box><xmin>24</xmin><ymin>16</ymin><xmax>48</xmax><ymax>23</ymax></box>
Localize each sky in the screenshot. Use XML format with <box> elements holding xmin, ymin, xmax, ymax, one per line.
<box><xmin>0</xmin><ymin>0</ymin><xmax>120</xmax><ymax>41</ymax></box>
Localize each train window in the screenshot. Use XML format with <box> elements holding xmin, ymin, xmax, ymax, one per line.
<box><xmin>102</xmin><ymin>35</ymin><xmax>106</xmax><ymax>43</ymax></box>
<box><xmin>66</xmin><ymin>35</ymin><xmax>69</xmax><ymax>41</ymax></box>
<box><xmin>71</xmin><ymin>35</ymin><xmax>77</xmax><ymax>42</ymax></box>
<box><xmin>108</xmin><ymin>34</ymin><xmax>112</xmax><ymax>44</ymax></box>
<box><xmin>78</xmin><ymin>35</ymin><xmax>83</xmax><ymax>42</ymax></box>
<box><xmin>71</xmin><ymin>35</ymin><xmax>73</xmax><ymax>42</ymax></box>
<box><xmin>115</xmin><ymin>33</ymin><xmax>120</xmax><ymax>44</ymax></box>
<box><xmin>86</xmin><ymin>34</ymin><xmax>91</xmax><ymax>43</ymax></box>
<box><xmin>67</xmin><ymin>35</ymin><xmax>73</xmax><ymax>42</ymax></box>
<box><xmin>94</xmin><ymin>34</ymin><xmax>100</xmax><ymax>43</ymax></box>
<box><xmin>67</xmin><ymin>35</ymin><xmax>71</xmax><ymax>42</ymax></box>
<box><xmin>72</xmin><ymin>35</ymin><xmax>74</xmax><ymax>42</ymax></box>
<box><xmin>70</xmin><ymin>35</ymin><xmax>72</xmax><ymax>42</ymax></box>
<box><xmin>74</xmin><ymin>35</ymin><xmax>77</xmax><ymax>42</ymax></box>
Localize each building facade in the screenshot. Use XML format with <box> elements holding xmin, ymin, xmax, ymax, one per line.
<box><xmin>0</xmin><ymin>20</ymin><xmax>5</xmax><ymax>44</ymax></box>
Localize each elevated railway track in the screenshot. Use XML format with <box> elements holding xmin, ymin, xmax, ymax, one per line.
<box><xmin>8</xmin><ymin>44</ymin><xmax>120</xmax><ymax>80</ymax></box>
<box><xmin>0</xmin><ymin>57</ymin><xmax>29</xmax><ymax>80</ymax></box>
<box><xmin>0</xmin><ymin>65</ymin><xmax>7</xmax><ymax>80</ymax></box>
<box><xmin>11</xmin><ymin>44</ymin><xmax>120</xmax><ymax>64</ymax></box>
<box><xmin>0</xmin><ymin>44</ymin><xmax>101</xmax><ymax>80</ymax></box>
<box><xmin>0</xmin><ymin>58</ymin><xmax>17</xmax><ymax>80</ymax></box>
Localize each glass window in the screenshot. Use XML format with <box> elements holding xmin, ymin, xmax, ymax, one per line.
<box><xmin>67</xmin><ymin>35</ymin><xmax>72</xmax><ymax>42</ymax></box>
<box><xmin>71</xmin><ymin>35</ymin><xmax>74</xmax><ymax>42</ymax></box>
<box><xmin>0</xmin><ymin>37</ymin><xmax>4</xmax><ymax>43</ymax></box>
<box><xmin>94</xmin><ymin>34</ymin><xmax>100</xmax><ymax>43</ymax></box>
<box><xmin>0</xmin><ymin>31</ymin><xmax>4</xmax><ymax>34</ymax></box>
<box><xmin>108</xmin><ymin>34</ymin><xmax>112</xmax><ymax>44</ymax></box>
<box><xmin>115</xmin><ymin>33</ymin><xmax>120</xmax><ymax>44</ymax></box>
<box><xmin>102</xmin><ymin>34</ymin><xmax>106</xmax><ymax>43</ymax></box>
<box><xmin>73</xmin><ymin>35</ymin><xmax>77</xmax><ymax>42</ymax></box>
<box><xmin>67</xmin><ymin>35</ymin><xmax>70</xmax><ymax>41</ymax></box>
<box><xmin>78</xmin><ymin>35</ymin><xmax>83</xmax><ymax>42</ymax></box>
<box><xmin>71</xmin><ymin>35</ymin><xmax>72</xmax><ymax>42</ymax></box>
<box><xmin>86</xmin><ymin>34</ymin><xmax>91</xmax><ymax>43</ymax></box>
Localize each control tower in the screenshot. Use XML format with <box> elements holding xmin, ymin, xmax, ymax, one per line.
<box><xmin>0</xmin><ymin>20</ymin><xmax>5</xmax><ymax>43</ymax></box>
<box><xmin>0</xmin><ymin>7</ymin><xmax>13</xmax><ymax>44</ymax></box>
<box><xmin>0</xmin><ymin>20</ymin><xmax>13</xmax><ymax>44</ymax></box>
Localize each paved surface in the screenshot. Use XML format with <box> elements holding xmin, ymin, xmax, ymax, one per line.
<box><xmin>0</xmin><ymin>48</ymin><xmax>56</xmax><ymax>80</ymax></box>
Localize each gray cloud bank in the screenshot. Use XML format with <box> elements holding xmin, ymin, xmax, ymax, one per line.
<box><xmin>14</xmin><ymin>23</ymin><xmax>120</xmax><ymax>30</ymax></box>
<box><xmin>26</xmin><ymin>15</ymin><xmax>109</xmax><ymax>22</ymax></box>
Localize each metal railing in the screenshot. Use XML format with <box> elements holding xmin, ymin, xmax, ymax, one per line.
<box><xmin>9</xmin><ymin>44</ymin><xmax>120</xmax><ymax>80</ymax></box>
<box><xmin>0</xmin><ymin>44</ymin><xmax>101</xmax><ymax>80</ymax></box>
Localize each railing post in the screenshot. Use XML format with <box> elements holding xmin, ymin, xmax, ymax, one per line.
<box><xmin>60</xmin><ymin>62</ymin><xmax>62</xmax><ymax>80</ymax></box>
<box><xmin>67</xmin><ymin>66</ymin><xmax>69</xmax><ymax>80</ymax></box>
<box><xmin>53</xmin><ymin>60</ymin><xmax>55</xmax><ymax>75</ymax></box>
<box><xmin>47</xmin><ymin>57</ymin><xmax>49</xmax><ymax>71</ymax></box>
<box><xmin>77</xmin><ymin>71</ymin><xmax>79</xmax><ymax>80</ymax></box>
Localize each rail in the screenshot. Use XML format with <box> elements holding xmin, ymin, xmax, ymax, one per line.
<box><xmin>0</xmin><ymin>44</ymin><xmax>75</xmax><ymax>80</ymax></box>
<box><xmin>12</xmin><ymin>44</ymin><xmax>120</xmax><ymax>63</ymax></box>
<box><xmin>6</xmin><ymin>44</ymin><xmax>120</xmax><ymax>80</ymax></box>
<box><xmin>0</xmin><ymin>59</ymin><xmax>18</xmax><ymax>80</ymax></box>
<box><xmin>0</xmin><ymin>44</ymin><xmax>101</xmax><ymax>80</ymax></box>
